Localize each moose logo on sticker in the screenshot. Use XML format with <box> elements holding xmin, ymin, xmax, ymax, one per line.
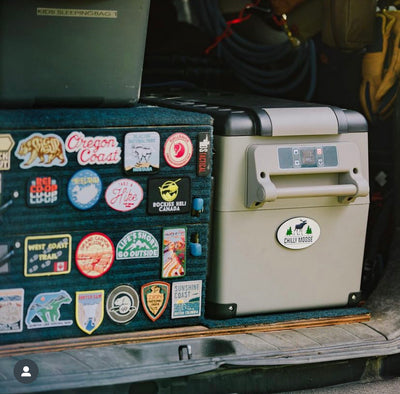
<box><xmin>124</xmin><ymin>131</ymin><xmax>160</xmax><ymax>174</ymax></box>
<box><xmin>15</xmin><ymin>133</ymin><xmax>67</xmax><ymax>169</ymax></box>
<box><xmin>25</xmin><ymin>290</ymin><xmax>73</xmax><ymax>329</ymax></box>
<box><xmin>116</xmin><ymin>230</ymin><xmax>159</xmax><ymax>260</ymax></box>
<box><xmin>276</xmin><ymin>217</ymin><xmax>320</xmax><ymax>250</ymax></box>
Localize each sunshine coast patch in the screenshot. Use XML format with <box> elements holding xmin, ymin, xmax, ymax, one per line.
<box><xmin>162</xmin><ymin>227</ymin><xmax>186</xmax><ymax>278</ymax></box>
<box><xmin>171</xmin><ymin>280</ymin><xmax>202</xmax><ymax>319</ymax></box>
<box><xmin>75</xmin><ymin>233</ymin><xmax>115</xmax><ymax>278</ymax></box>
<box><xmin>27</xmin><ymin>176</ymin><xmax>59</xmax><ymax>207</ymax></box>
<box><xmin>0</xmin><ymin>288</ymin><xmax>24</xmax><ymax>333</ymax></box>
<box><xmin>65</xmin><ymin>131</ymin><xmax>121</xmax><ymax>165</ymax></box>
<box><xmin>124</xmin><ymin>131</ymin><xmax>160</xmax><ymax>174</ymax></box>
<box><xmin>76</xmin><ymin>290</ymin><xmax>104</xmax><ymax>335</ymax></box>
<box><xmin>164</xmin><ymin>132</ymin><xmax>193</xmax><ymax>168</ymax></box>
<box><xmin>15</xmin><ymin>133</ymin><xmax>67</xmax><ymax>169</ymax></box>
<box><xmin>105</xmin><ymin>178</ymin><xmax>144</xmax><ymax>212</ymax></box>
<box><xmin>106</xmin><ymin>285</ymin><xmax>139</xmax><ymax>324</ymax></box>
<box><xmin>276</xmin><ymin>217</ymin><xmax>321</xmax><ymax>250</ymax></box>
<box><xmin>141</xmin><ymin>281</ymin><xmax>170</xmax><ymax>322</ymax></box>
<box><xmin>25</xmin><ymin>290</ymin><xmax>73</xmax><ymax>329</ymax></box>
<box><xmin>116</xmin><ymin>230</ymin><xmax>159</xmax><ymax>260</ymax></box>
<box><xmin>0</xmin><ymin>134</ymin><xmax>15</xmax><ymax>170</ymax></box>
<box><xmin>68</xmin><ymin>169</ymin><xmax>102</xmax><ymax>210</ymax></box>
<box><xmin>24</xmin><ymin>234</ymin><xmax>71</xmax><ymax>277</ymax></box>
<box><xmin>147</xmin><ymin>177</ymin><xmax>191</xmax><ymax>215</ymax></box>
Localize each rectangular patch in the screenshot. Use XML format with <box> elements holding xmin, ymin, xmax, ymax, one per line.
<box><xmin>171</xmin><ymin>280</ymin><xmax>202</xmax><ymax>319</ymax></box>
<box><xmin>0</xmin><ymin>288</ymin><xmax>24</xmax><ymax>333</ymax></box>
<box><xmin>124</xmin><ymin>131</ymin><xmax>160</xmax><ymax>174</ymax></box>
<box><xmin>24</xmin><ymin>234</ymin><xmax>72</xmax><ymax>277</ymax></box>
<box><xmin>37</xmin><ymin>8</ymin><xmax>118</xmax><ymax>19</ymax></box>
<box><xmin>162</xmin><ymin>227</ymin><xmax>186</xmax><ymax>278</ymax></box>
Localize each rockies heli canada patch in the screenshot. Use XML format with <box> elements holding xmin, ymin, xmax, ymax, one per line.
<box><xmin>65</xmin><ymin>131</ymin><xmax>121</xmax><ymax>165</ymax></box>
<box><xmin>24</xmin><ymin>234</ymin><xmax>71</xmax><ymax>277</ymax></box>
<box><xmin>106</xmin><ymin>285</ymin><xmax>140</xmax><ymax>324</ymax></box>
<box><xmin>105</xmin><ymin>178</ymin><xmax>144</xmax><ymax>212</ymax></box>
<box><xmin>75</xmin><ymin>233</ymin><xmax>115</xmax><ymax>278</ymax></box>
<box><xmin>124</xmin><ymin>131</ymin><xmax>160</xmax><ymax>174</ymax></box>
<box><xmin>164</xmin><ymin>132</ymin><xmax>193</xmax><ymax>168</ymax></box>
<box><xmin>27</xmin><ymin>176</ymin><xmax>60</xmax><ymax>207</ymax></box>
<box><xmin>171</xmin><ymin>280</ymin><xmax>202</xmax><ymax>319</ymax></box>
<box><xmin>76</xmin><ymin>290</ymin><xmax>104</xmax><ymax>335</ymax></box>
<box><xmin>141</xmin><ymin>281</ymin><xmax>170</xmax><ymax>322</ymax></box>
<box><xmin>197</xmin><ymin>132</ymin><xmax>212</xmax><ymax>176</ymax></box>
<box><xmin>0</xmin><ymin>134</ymin><xmax>15</xmax><ymax>170</ymax></box>
<box><xmin>276</xmin><ymin>217</ymin><xmax>321</xmax><ymax>250</ymax></box>
<box><xmin>0</xmin><ymin>288</ymin><xmax>24</xmax><ymax>333</ymax></box>
<box><xmin>25</xmin><ymin>290</ymin><xmax>73</xmax><ymax>329</ymax></box>
<box><xmin>15</xmin><ymin>133</ymin><xmax>68</xmax><ymax>169</ymax></box>
<box><xmin>116</xmin><ymin>230</ymin><xmax>159</xmax><ymax>260</ymax></box>
<box><xmin>67</xmin><ymin>169</ymin><xmax>102</xmax><ymax>210</ymax></box>
<box><xmin>147</xmin><ymin>177</ymin><xmax>191</xmax><ymax>215</ymax></box>
<box><xmin>162</xmin><ymin>227</ymin><xmax>186</xmax><ymax>278</ymax></box>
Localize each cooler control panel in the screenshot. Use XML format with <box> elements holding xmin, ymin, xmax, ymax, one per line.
<box><xmin>278</xmin><ymin>146</ymin><xmax>338</xmax><ymax>169</ymax></box>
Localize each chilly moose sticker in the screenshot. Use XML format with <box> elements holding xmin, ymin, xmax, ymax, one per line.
<box><xmin>276</xmin><ymin>217</ymin><xmax>320</xmax><ymax>250</ymax></box>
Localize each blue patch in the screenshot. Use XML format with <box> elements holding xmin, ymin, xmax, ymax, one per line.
<box><xmin>68</xmin><ymin>169</ymin><xmax>102</xmax><ymax>210</ymax></box>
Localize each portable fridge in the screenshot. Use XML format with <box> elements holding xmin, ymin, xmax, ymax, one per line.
<box><xmin>0</xmin><ymin>0</ymin><xmax>150</xmax><ymax>107</ymax></box>
<box><xmin>0</xmin><ymin>105</ymin><xmax>213</xmax><ymax>346</ymax></box>
<box><xmin>142</xmin><ymin>91</ymin><xmax>370</xmax><ymax>319</ymax></box>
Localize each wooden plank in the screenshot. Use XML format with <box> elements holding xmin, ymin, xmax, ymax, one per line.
<box><xmin>0</xmin><ymin>313</ymin><xmax>370</xmax><ymax>357</ymax></box>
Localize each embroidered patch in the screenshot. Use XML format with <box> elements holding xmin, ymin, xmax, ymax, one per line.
<box><xmin>27</xmin><ymin>176</ymin><xmax>59</xmax><ymax>207</ymax></box>
<box><xmin>75</xmin><ymin>233</ymin><xmax>115</xmax><ymax>278</ymax></box>
<box><xmin>141</xmin><ymin>281</ymin><xmax>170</xmax><ymax>322</ymax></box>
<box><xmin>0</xmin><ymin>134</ymin><xmax>15</xmax><ymax>170</ymax></box>
<box><xmin>197</xmin><ymin>132</ymin><xmax>212</xmax><ymax>176</ymax></box>
<box><xmin>105</xmin><ymin>178</ymin><xmax>144</xmax><ymax>212</ymax></box>
<box><xmin>163</xmin><ymin>132</ymin><xmax>193</xmax><ymax>168</ymax></box>
<box><xmin>67</xmin><ymin>169</ymin><xmax>102</xmax><ymax>210</ymax></box>
<box><xmin>25</xmin><ymin>290</ymin><xmax>73</xmax><ymax>329</ymax></box>
<box><xmin>15</xmin><ymin>133</ymin><xmax>67</xmax><ymax>169</ymax></box>
<box><xmin>24</xmin><ymin>234</ymin><xmax>71</xmax><ymax>277</ymax></box>
<box><xmin>116</xmin><ymin>230</ymin><xmax>159</xmax><ymax>260</ymax></box>
<box><xmin>106</xmin><ymin>285</ymin><xmax>139</xmax><ymax>324</ymax></box>
<box><xmin>124</xmin><ymin>131</ymin><xmax>160</xmax><ymax>174</ymax></box>
<box><xmin>0</xmin><ymin>288</ymin><xmax>24</xmax><ymax>333</ymax></box>
<box><xmin>147</xmin><ymin>177</ymin><xmax>191</xmax><ymax>215</ymax></box>
<box><xmin>162</xmin><ymin>227</ymin><xmax>186</xmax><ymax>278</ymax></box>
<box><xmin>76</xmin><ymin>290</ymin><xmax>104</xmax><ymax>335</ymax></box>
<box><xmin>65</xmin><ymin>131</ymin><xmax>121</xmax><ymax>165</ymax></box>
<box><xmin>171</xmin><ymin>280</ymin><xmax>202</xmax><ymax>319</ymax></box>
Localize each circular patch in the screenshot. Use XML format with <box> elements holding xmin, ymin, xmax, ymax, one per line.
<box><xmin>75</xmin><ymin>233</ymin><xmax>115</xmax><ymax>278</ymax></box>
<box><xmin>105</xmin><ymin>178</ymin><xmax>143</xmax><ymax>212</ymax></box>
<box><xmin>68</xmin><ymin>169</ymin><xmax>102</xmax><ymax>210</ymax></box>
<box><xmin>163</xmin><ymin>133</ymin><xmax>193</xmax><ymax>168</ymax></box>
<box><xmin>106</xmin><ymin>285</ymin><xmax>140</xmax><ymax>324</ymax></box>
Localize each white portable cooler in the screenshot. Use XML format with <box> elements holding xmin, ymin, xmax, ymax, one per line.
<box><xmin>142</xmin><ymin>91</ymin><xmax>370</xmax><ymax>319</ymax></box>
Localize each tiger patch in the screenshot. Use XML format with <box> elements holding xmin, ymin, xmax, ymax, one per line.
<box><xmin>15</xmin><ymin>133</ymin><xmax>67</xmax><ymax>169</ymax></box>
